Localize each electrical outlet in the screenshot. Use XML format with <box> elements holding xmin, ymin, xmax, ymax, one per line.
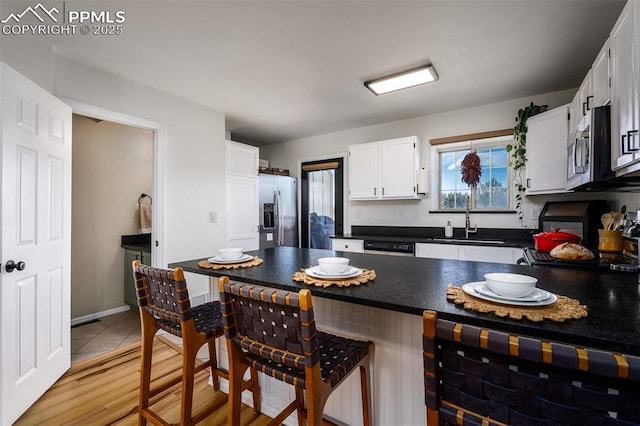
<box><xmin>209</xmin><ymin>211</ymin><xmax>218</xmax><ymax>223</ymax></box>
<box><xmin>413</xmin><ymin>209</ymin><xmax>419</xmax><ymax>220</ymax></box>
<box><xmin>396</xmin><ymin>209</ymin><xmax>404</xmax><ymax>220</ymax></box>
<box><xmin>355</xmin><ymin>209</ymin><xmax>362</xmax><ymax>219</ymax></box>
<box><xmin>531</xmin><ymin>207</ymin><xmax>541</xmax><ymax>221</ymax></box>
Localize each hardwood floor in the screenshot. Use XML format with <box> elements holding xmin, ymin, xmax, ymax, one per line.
<box><xmin>15</xmin><ymin>338</ymin><xmax>273</xmax><ymax>425</ymax></box>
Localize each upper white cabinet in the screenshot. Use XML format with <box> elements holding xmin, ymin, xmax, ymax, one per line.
<box><xmin>592</xmin><ymin>39</ymin><xmax>611</xmax><ymax>108</ymax></box>
<box><xmin>610</xmin><ymin>0</ymin><xmax>640</xmax><ymax>171</ymax></box>
<box><xmin>525</xmin><ymin>105</ymin><xmax>570</xmax><ymax>194</ymax></box>
<box><xmin>577</xmin><ymin>69</ymin><xmax>593</xmax><ymax>121</ymax></box>
<box><xmin>348</xmin><ymin>136</ymin><xmax>420</xmax><ymax>200</ymax></box>
<box><xmin>568</xmin><ymin>92</ymin><xmax>581</xmax><ymax>143</ymax></box>
<box><xmin>225</xmin><ymin>140</ymin><xmax>259</xmax><ymax>177</ymax></box>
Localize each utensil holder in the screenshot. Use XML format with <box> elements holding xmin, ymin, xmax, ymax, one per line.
<box><xmin>598</xmin><ymin>229</ymin><xmax>623</xmax><ymax>253</ymax></box>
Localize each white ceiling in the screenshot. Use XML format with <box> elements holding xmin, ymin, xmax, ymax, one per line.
<box><xmin>44</xmin><ymin>0</ymin><xmax>625</xmax><ymax>145</ymax></box>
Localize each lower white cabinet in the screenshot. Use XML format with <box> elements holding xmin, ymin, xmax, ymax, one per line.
<box><xmin>331</xmin><ymin>238</ymin><xmax>364</xmax><ymax>253</ymax></box>
<box><xmin>415</xmin><ymin>243</ymin><xmax>524</xmax><ymax>265</ymax></box>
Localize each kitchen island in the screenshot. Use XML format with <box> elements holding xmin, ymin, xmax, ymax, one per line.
<box><xmin>171</xmin><ymin>247</ymin><xmax>640</xmax><ymax>425</ymax></box>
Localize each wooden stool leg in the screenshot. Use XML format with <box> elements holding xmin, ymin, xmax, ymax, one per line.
<box><xmin>250</xmin><ymin>366</ymin><xmax>261</xmax><ymax>414</ymax></box>
<box><xmin>180</xmin><ymin>338</ymin><xmax>199</xmax><ymax>426</ymax></box>
<box><xmin>360</xmin><ymin>361</ymin><xmax>372</xmax><ymax>426</ymax></box>
<box><xmin>227</xmin><ymin>347</ymin><xmax>248</xmax><ymax>426</ymax></box>
<box><xmin>295</xmin><ymin>387</ymin><xmax>305</xmax><ymax>426</ymax></box>
<box><xmin>207</xmin><ymin>339</ymin><xmax>220</xmax><ymax>391</ymax></box>
<box><xmin>138</xmin><ymin>311</ymin><xmax>157</xmax><ymax>426</ymax></box>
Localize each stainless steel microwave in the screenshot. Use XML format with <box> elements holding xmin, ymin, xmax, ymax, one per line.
<box><xmin>566</xmin><ymin>105</ymin><xmax>613</xmax><ymax>190</ymax></box>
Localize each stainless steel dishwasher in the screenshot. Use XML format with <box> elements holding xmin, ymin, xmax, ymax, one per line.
<box><xmin>363</xmin><ymin>240</ymin><xmax>415</xmax><ymax>256</ymax></box>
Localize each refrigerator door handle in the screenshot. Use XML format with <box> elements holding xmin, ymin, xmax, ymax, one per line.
<box><xmin>274</xmin><ymin>190</ymin><xmax>281</xmax><ymax>245</ymax></box>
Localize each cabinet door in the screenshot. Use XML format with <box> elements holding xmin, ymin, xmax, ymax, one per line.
<box><xmin>610</xmin><ymin>3</ymin><xmax>637</xmax><ymax>169</ymax></box>
<box><xmin>225</xmin><ymin>140</ymin><xmax>259</xmax><ymax>177</ymax></box>
<box><xmin>124</xmin><ymin>249</ymin><xmax>141</xmax><ymax>307</ymax></box>
<box><xmin>331</xmin><ymin>238</ymin><xmax>364</xmax><ymax>253</ymax></box>
<box><xmin>577</xmin><ymin>70</ymin><xmax>593</xmax><ymax>120</ymax></box>
<box><xmin>348</xmin><ymin>142</ymin><xmax>379</xmax><ymax>199</ymax></box>
<box><xmin>226</xmin><ymin>175</ymin><xmax>259</xmax><ymax>250</ymax></box>
<box><xmin>460</xmin><ymin>246</ymin><xmax>523</xmax><ymax>264</ymax></box>
<box><xmin>379</xmin><ymin>137</ymin><xmax>418</xmax><ymax>198</ymax></box>
<box><xmin>592</xmin><ymin>40</ymin><xmax>610</xmax><ymax>107</ymax></box>
<box><xmin>568</xmin><ymin>92</ymin><xmax>580</xmax><ymax>144</ymax></box>
<box><xmin>415</xmin><ymin>243</ymin><xmax>460</xmax><ymax>260</ymax></box>
<box><xmin>525</xmin><ymin>105</ymin><xmax>569</xmax><ymax>194</ymax></box>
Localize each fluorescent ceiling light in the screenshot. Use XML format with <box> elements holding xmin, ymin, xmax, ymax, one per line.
<box><xmin>365</xmin><ymin>65</ymin><xmax>438</xmax><ymax>95</ymax></box>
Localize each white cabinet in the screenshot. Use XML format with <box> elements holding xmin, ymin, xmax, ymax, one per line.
<box><xmin>459</xmin><ymin>246</ymin><xmax>524</xmax><ymax>264</ymax></box>
<box><xmin>525</xmin><ymin>105</ymin><xmax>569</xmax><ymax>194</ymax></box>
<box><xmin>225</xmin><ymin>141</ymin><xmax>259</xmax><ymax>250</ymax></box>
<box><xmin>348</xmin><ymin>136</ymin><xmax>420</xmax><ymax>200</ymax></box>
<box><xmin>592</xmin><ymin>40</ymin><xmax>611</xmax><ymax>108</ymax></box>
<box><xmin>568</xmin><ymin>92</ymin><xmax>581</xmax><ymax>143</ymax></box>
<box><xmin>415</xmin><ymin>243</ymin><xmax>460</xmax><ymax>260</ymax></box>
<box><xmin>577</xmin><ymin>69</ymin><xmax>594</xmax><ymax>121</ymax></box>
<box><xmin>348</xmin><ymin>143</ymin><xmax>379</xmax><ymax>199</ymax></box>
<box><xmin>225</xmin><ymin>140</ymin><xmax>259</xmax><ymax>177</ymax></box>
<box><xmin>331</xmin><ymin>238</ymin><xmax>364</xmax><ymax>253</ymax></box>
<box><xmin>610</xmin><ymin>0</ymin><xmax>640</xmax><ymax>171</ymax></box>
<box><xmin>415</xmin><ymin>243</ymin><xmax>523</xmax><ymax>264</ymax></box>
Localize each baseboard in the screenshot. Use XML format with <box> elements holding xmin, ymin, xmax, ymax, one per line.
<box><xmin>71</xmin><ymin>305</ymin><xmax>132</xmax><ymax>327</ymax></box>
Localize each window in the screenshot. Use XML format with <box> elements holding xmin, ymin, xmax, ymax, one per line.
<box><xmin>438</xmin><ymin>142</ymin><xmax>509</xmax><ymax>210</ymax></box>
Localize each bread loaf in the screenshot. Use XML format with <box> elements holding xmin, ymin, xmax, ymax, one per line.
<box><xmin>549</xmin><ymin>242</ymin><xmax>594</xmax><ymax>260</ymax></box>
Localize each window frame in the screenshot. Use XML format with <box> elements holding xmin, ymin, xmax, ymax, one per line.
<box><xmin>431</xmin><ymin>136</ymin><xmax>514</xmax><ymax>212</ymax></box>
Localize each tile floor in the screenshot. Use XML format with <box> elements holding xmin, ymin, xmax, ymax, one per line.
<box><xmin>71</xmin><ymin>308</ymin><xmax>141</xmax><ymax>365</ymax></box>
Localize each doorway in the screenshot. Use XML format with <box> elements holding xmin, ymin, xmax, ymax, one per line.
<box><xmin>300</xmin><ymin>158</ymin><xmax>344</xmax><ymax>249</ymax></box>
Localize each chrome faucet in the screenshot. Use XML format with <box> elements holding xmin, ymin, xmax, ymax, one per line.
<box><xmin>465</xmin><ymin>208</ymin><xmax>478</xmax><ymax>239</ymax></box>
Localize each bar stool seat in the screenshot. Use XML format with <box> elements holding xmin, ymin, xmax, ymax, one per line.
<box><xmin>219</xmin><ymin>277</ymin><xmax>374</xmax><ymax>426</ymax></box>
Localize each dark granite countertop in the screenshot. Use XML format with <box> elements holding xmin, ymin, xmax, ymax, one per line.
<box><xmin>170</xmin><ymin>247</ymin><xmax>640</xmax><ymax>356</ymax></box>
<box><xmin>121</xmin><ymin>233</ymin><xmax>152</xmax><ymax>252</ymax></box>
<box><xmin>333</xmin><ymin>225</ymin><xmax>535</xmax><ymax>248</ymax></box>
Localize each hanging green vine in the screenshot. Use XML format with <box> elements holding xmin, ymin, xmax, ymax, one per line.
<box><xmin>506</xmin><ymin>102</ymin><xmax>547</xmax><ymax>227</ymax></box>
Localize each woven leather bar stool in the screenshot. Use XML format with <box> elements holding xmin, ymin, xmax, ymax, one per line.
<box><xmin>219</xmin><ymin>277</ymin><xmax>374</xmax><ymax>426</ymax></box>
<box><xmin>423</xmin><ymin>310</ymin><xmax>640</xmax><ymax>426</ymax></box>
<box><xmin>131</xmin><ymin>261</ymin><xmax>260</xmax><ymax>425</ymax></box>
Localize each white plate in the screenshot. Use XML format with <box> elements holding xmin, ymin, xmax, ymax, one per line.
<box><xmin>462</xmin><ymin>282</ymin><xmax>557</xmax><ymax>306</ymax></box>
<box><xmin>207</xmin><ymin>254</ymin><xmax>254</xmax><ymax>264</ymax></box>
<box><xmin>305</xmin><ymin>266</ymin><xmax>363</xmax><ymax>280</ymax></box>
<box><xmin>475</xmin><ymin>284</ymin><xmax>551</xmax><ymax>302</ymax></box>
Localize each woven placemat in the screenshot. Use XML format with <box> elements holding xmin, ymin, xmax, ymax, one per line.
<box><xmin>293</xmin><ymin>268</ymin><xmax>376</xmax><ymax>288</ymax></box>
<box><xmin>446</xmin><ymin>285</ymin><xmax>588</xmax><ymax>322</ymax></box>
<box><xmin>198</xmin><ymin>256</ymin><xmax>263</xmax><ymax>270</ymax></box>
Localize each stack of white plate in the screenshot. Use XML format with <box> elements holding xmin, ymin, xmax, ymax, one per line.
<box><xmin>461</xmin><ymin>282</ymin><xmax>557</xmax><ymax>306</ymax></box>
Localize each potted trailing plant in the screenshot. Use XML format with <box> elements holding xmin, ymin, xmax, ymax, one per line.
<box><xmin>506</xmin><ymin>102</ymin><xmax>547</xmax><ymax>227</ymax></box>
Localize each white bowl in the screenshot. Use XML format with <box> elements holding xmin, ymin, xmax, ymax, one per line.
<box><xmin>484</xmin><ymin>273</ymin><xmax>538</xmax><ymax>298</ymax></box>
<box><xmin>317</xmin><ymin>257</ymin><xmax>350</xmax><ymax>274</ymax></box>
<box><xmin>218</xmin><ymin>247</ymin><xmax>244</xmax><ymax>261</ymax></box>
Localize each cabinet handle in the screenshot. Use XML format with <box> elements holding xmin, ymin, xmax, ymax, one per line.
<box><xmin>582</xmin><ymin>102</ymin><xmax>587</xmax><ymax>116</ymax></box>
<box><xmin>526</xmin><ymin>178</ymin><xmax>531</xmax><ymax>188</ymax></box>
<box><xmin>586</xmin><ymin>95</ymin><xmax>593</xmax><ymax>111</ymax></box>
<box><xmin>382</xmin><ymin>187</ymin><xmax>385</xmax><ymax>195</ymax></box>
<box><xmin>374</xmin><ymin>188</ymin><xmax>376</xmax><ymax>196</ymax></box>
<box><xmin>622</xmin><ymin>134</ymin><xmax>629</xmax><ymax>155</ymax></box>
<box><xmin>629</xmin><ymin>130</ymin><xmax>639</xmax><ymax>152</ymax></box>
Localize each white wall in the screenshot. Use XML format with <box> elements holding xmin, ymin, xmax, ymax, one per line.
<box><xmin>71</xmin><ymin>115</ymin><xmax>153</xmax><ymax>318</ymax></box>
<box><xmin>2</xmin><ymin>38</ymin><xmax>227</xmax><ymax>302</ymax></box>
<box><xmin>261</xmin><ymin>90</ymin><xmax>638</xmax><ymax>232</ymax></box>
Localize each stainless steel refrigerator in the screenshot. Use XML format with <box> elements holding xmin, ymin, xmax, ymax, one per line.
<box><xmin>259</xmin><ymin>174</ymin><xmax>298</xmax><ymax>248</ymax></box>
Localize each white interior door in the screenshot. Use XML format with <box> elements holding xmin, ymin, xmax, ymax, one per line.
<box><xmin>1</xmin><ymin>63</ymin><xmax>72</xmax><ymax>424</ymax></box>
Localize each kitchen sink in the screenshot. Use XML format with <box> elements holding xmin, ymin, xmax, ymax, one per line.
<box><xmin>432</xmin><ymin>237</ymin><xmax>506</xmax><ymax>245</ymax></box>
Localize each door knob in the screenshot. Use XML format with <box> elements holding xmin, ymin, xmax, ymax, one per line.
<box><xmin>5</xmin><ymin>260</ymin><xmax>26</xmax><ymax>273</ymax></box>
